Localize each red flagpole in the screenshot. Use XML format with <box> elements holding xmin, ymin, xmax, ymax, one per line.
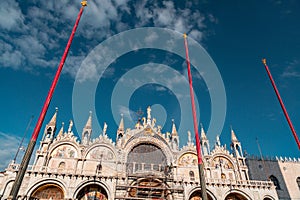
<box><xmin>262</xmin><ymin>59</ymin><xmax>300</xmax><ymax>150</ymax></box>
<box><xmin>183</xmin><ymin>34</ymin><xmax>208</xmax><ymax>200</ymax></box>
<box><xmin>8</xmin><ymin>2</ymin><xmax>87</xmax><ymax>199</ymax></box>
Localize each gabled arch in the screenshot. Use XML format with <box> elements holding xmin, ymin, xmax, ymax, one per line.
<box><xmin>48</xmin><ymin>141</ymin><xmax>81</xmax><ymax>159</ymax></box>
<box><xmin>126</xmin><ymin>143</ymin><xmax>167</xmax><ymax>174</ymax></box>
<box><xmin>123</xmin><ymin>133</ymin><xmax>174</xmax><ymax>164</ymax></box>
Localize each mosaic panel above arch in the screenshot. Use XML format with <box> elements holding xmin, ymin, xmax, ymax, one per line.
<box><xmin>30</xmin><ymin>184</ymin><xmax>64</xmax><ymax>200</ymax></box>
<box><xmin>211</xmin><ymin>156</ymin><xmax>234</xmax><ymax>169</ymax></box>
<box><xmin>50</xmin><ymin>144</ymin><xmax>78</xmax><ymax>159</ymax></box>
<box><xmin>178</xmin><ymin>153</ymin><xmax>198</xmax><ymax>167</ymax></box>
<box><xmin>86</xmin><ymin>146</ymin><xmax>116</xmax><ymax>161</ymax></box>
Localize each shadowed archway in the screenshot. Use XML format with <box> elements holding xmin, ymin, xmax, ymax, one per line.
<box><xmin>76</xmin><ymin>184</ymin><xmax>108</xmax><ymax>200</ymax></box>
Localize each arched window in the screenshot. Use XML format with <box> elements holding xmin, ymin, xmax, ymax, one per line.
<box><xmin>203</xmin><ymin>142</ymin><xmax>209</xmax><ymax>155</ymax></box>
<box><xmin>46</xmin><ymin>127</ymin><xmax>52</xmax><ymax>138</ymax></box>
<box><xmin>297</xmin><ymin>177</ymin><xmax>300</xmax><ymax>190</ymax></box>
<box><xmin>127</xmin><ymin>143</ymin><xmax>166</xmax><ymax>173</ymax></box>
<box><xmin>189</xmin><ymin>171</ymin><xmax>195</xmax><ymax>181</ymax></box>
<box><xmin>269</xmin><ymin>175</ymin><xmax>281</xmax><ymax>190</ymax></box>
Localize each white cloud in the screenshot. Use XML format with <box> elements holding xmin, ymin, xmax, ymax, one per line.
<box><xmin>0</xmin><ymin>1</ymin><xmax>24</xmax><ymax>31</ymax></box>
<box><xmin>0</xmin><ymin>0</ymin><xmax>214</xmax><ymax>79</ymax></box>
<box><xmin>0</xmin><ymin>132</ymin><xmax>25</xmax><ymax>171</ymax></box>
<box><xmin>281</xmin><ymin>60</ymin><xmax>300</xmax><ymax>78</ymax></box>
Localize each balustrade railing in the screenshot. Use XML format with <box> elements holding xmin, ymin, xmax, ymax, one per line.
<box><xmin>6</xmin><ymin>163</ymin><xmax>274</xmax><ymax>189</ymax></box>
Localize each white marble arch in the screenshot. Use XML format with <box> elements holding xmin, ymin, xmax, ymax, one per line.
<box><xmin>186</xmin><ymin>186</ymin><xmax>217</xmax><ymax>200</ymax></box>
<box><xmin>25</xmin><ymin>178</ymin><xmax>67</xmax><ymax>198</ymax></box>
<box><xmin>222</xmin><ymin>189</ymin><xmax>251</xmax><ymax>200</ymax></box>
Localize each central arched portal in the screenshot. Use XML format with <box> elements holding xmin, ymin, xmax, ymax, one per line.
<box><xmin>225</xmin><ymin>192</ymin><xmax>248</xmax><ymax>200</ymax></box>
<box><xmin>127</xmin><ymin>143</ymin><xmax>167</xmax><ymax>173</ymax></box>
<box><xmin>76</xmin><ymin>184</ymin><xmax>108</xmax><ymax>200</ymax></box>
<box><xmin>189</xmin><ymin>190</ymin><xmax>214</xmax><ymax>200</ymax></box>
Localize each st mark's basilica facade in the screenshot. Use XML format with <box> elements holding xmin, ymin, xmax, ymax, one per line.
<box><xmin>0</xmin><ymin>106</ymin><xmax>288</xmax><ymax>200</ymax></box>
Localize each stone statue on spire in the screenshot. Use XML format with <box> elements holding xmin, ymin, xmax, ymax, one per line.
<box><xmin>68</xmin><ymin>120</ymin><xmax>73</xmax><ymax>133</ymax></box>
<box><xmin>147</xmin><ymin>106</ymin><xmax>151</xmax><ymax>120</ymax></box>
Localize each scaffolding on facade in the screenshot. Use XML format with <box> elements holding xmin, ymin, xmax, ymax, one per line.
<box><xmin>114</xmin><ymin>164</ymin><xmax>184</xmax><ymax>200</ymax></box>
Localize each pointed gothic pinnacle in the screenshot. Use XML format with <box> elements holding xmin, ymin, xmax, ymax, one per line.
<box><xmin>84</xmin><ymin>111</ymin><xmax>92</xmax><ymax>129</ymax></box>
<box><xmin>147</xmin><ymin>106</ymin><xmax>151</xmax><ymax>120</ymax></box>
<box><xmin>200</xmin><ymin>123</ymin><xmax>207</xmax><ymax>139</ymax></box>
<box><xmin>171</xmin><ymin>119</ymin><xmax>178</xmax><ymax>136</ymax></box>
<box><xmin>231</xmin><ymin>126</ymin><xmax>239</xmax><ymax>142</ymax></box>
<box><xmin>118</xmin><ymin>114</ymin><xmax>124</xmax><ymax>131</ymax></box>
<box><xmin>49</xmin><ymin>107</ymin><xmax>58</xmax><ymax>126</ymax></box>
<box><xmin>58</xmin><ymin>122</ymin><xmax>64</xmax><ymax>136</ymax></box>
<box><xmin>68</xmin><ymin>120</ymin><xmax>73</xmax><ymax>133</ymax></box>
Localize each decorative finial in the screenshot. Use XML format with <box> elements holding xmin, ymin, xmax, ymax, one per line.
<box><xmin>183</xmin><ymin>33</ymin><xmax>187</xmax><ymax>39</ymax></box>
<box><xmin>188</xmin><ymin>131</ymin><xmax>192</xmax><ymax>143</ymax></box>
<box><xmin>103</xmin><ymin>122</ymin><xmax>107</xmax><ymax>135</ymax></box>
<box><xmin>81</xmin><ymin>0</ymin><xmax>87</xmax><ymax>7</ymax></box>
<box><xmin>68</xmin><ymin>120</ymin><xmax>73</xmax><ymax>133</ymax></box>
<box><xmin>55</xmin><ymin>107</ymin><xmax>58</xmax><ymax>112</ymax></box>
<box><xmin>262</xmin><ymin>58</ymin><xmax>267</xmax><ymax>66</ymax></box>
<box><xmin>147</xmin><ymin>106</ymin><xmax>151</xmax><ymax>120</ymax></box>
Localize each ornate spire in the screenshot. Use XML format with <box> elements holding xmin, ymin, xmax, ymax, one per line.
<box><xmin>68</xmin><ymin>120</ymin><xmax>73</xmax><ymax>133</ymax></box>
<box><xmin>147</xmin><ymin>106</ymin><xmax>151</xmax><ymax>120</ymax></box>
<box><xmin>48</xmin><ymin>107</ymin><xmax>58</xmax><ymax>126</ymax></box>
<box><xmin>216</xmin><ymin>135</ymin><xmax>221</xmax><ymax>146</ymax></box>
<box><xmin>103</xmin><ymin>122</ymin><xmax>108</xmax><ymax>135</ymax></box>
<box><xmin>118</xmin><ymin>114</ymin><xmax>124</xmax><ymax>132</ymax></box>
<box><xmin>57</xmin><ymin>122</ymin><xmax>64</xmax><ymax>137</ymax></box>
<box><xmin>188</xmin><ymin>131</ymin><xmax>192</xmax><ymax>143</ymax></box>
<box><xmin>231</xmin><ymin>126</ymin><xmax>239</xmax><ymax>142</ymax></box>
<box><xmin>200</xmin><ymin>123</ymin><xmax>207</xmax><ymax>139</ymax></box>
<box><xmin>171</xmin><ymin>119</ymin><xmax>178</xmax><ymax>136</ymax></box>
<box><xmin>117</xmin><ymin>114</ymin><xmax>125</xmax><ymax>140</ymax></box>
<box><xmin>84</xmin><ymin>111</ymin><xmax>92</xmax><ymax>129</ymax></box>
<box><xmin>146</xmin><ymin>106</ymin><xmax>152</xmax><ymax>125</ymax></box>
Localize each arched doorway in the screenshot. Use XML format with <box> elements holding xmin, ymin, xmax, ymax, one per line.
<box><xmin>29</xmin><ymin>184</ymin><xmax>64</xmax><ymax>200</ymax></box>
<box><xmin>225</xmin><ymin>192</ymin><xmax>248</xmax><ymax>200</ymax></box>
<box><xmin>127</xmin><ymin>143</ymin><xmax>167</xmax><ymax>173</ymax></box>
<box><xmin>189</xmin><ymin>190</ymin><xmax>213</xmax><ymax>200</ymax></box>
<box><xmin>76</xmin><ymin>184</ymin><xmax>108</xmax><ymax>200</ymax></box>
<box><xmin>128</xmin><ymin>178</ymin><xmax>172</xmax><ymax>200</ymax></box>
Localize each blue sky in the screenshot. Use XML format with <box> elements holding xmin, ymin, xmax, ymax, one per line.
<box><xmin>1</xmin><ymin>0</ymin><xmax>300</xmax><ymax>170</ymax></box>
